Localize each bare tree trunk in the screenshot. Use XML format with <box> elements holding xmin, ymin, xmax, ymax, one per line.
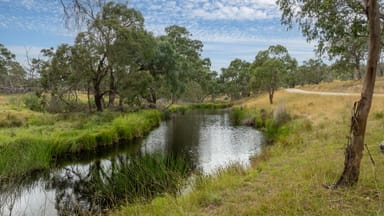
<box><xmin>336</xmin><ymin>0</ymin><xmax>381</xmax><ymax>188</ymax></box>
<box><xmin>108</xmin><ymin>68</ymin><xmax>116</xmax><ymax>107</ymax></box>
<box><xmin>353</xmin><ymin>64</ymin><xmax>361</xmax><ymax>81</ymax></box>
<box><xmin>268</xmin><ymin>88</ymin><xmax>274</xmax><ymax>104</ymax></box>
<box><xmin>87</xmin><ymin>81</ymin><xmax>92</xmax><ymax>113</ymax></box>
<box><xmin>93</xmin><ymin>75</ymin><xmax>104</xmax><ymax>112</ymax></box>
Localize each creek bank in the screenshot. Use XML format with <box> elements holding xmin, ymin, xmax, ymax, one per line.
<box><xmin>0</xmin><ymin>109</ymin><xmax>162</xmax><ymax>179</ymax></box>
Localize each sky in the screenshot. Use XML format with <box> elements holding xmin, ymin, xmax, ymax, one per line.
<box><xmin>0</xmin><ymin>0</ymin><xmax>317</xmax><ymax>72</ymax></box>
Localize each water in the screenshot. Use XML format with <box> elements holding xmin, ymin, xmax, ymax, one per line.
<box><xmin>0</xmin><ymin>110</ymin><xmax>263</xmax><ymax>215</ymax></box>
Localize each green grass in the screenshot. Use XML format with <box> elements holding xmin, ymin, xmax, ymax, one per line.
<box><xmin>0</xmin><ymin>109</ymin><xmax>162</xmax><ymax>178</ymax></box>
<box><xmin>167</xmin><ymin>102</ymin><xmax>232</xmax><ymax>114</ymax></box>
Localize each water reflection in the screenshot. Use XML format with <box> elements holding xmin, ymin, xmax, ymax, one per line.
<box><xmin>0</xmin><ymin>110</ymin><xmax>263</xmax><ymax>215</ymax></box>
<box><xmin>141</xmin><ymin>110</ymin><xmax>263</xmax><ymax>173</ymax></box>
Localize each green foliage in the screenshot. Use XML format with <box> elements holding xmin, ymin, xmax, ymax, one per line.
<box><xmin>23</xmin><ymin>92</ymin><xmax>46</xmax><ymax>112</ymax></box>
<box><xmin>295</xmin><ymin>59</ymin><xmax>330</xmax><ymax>86</ymax></box>
<box><xmin>221</xmin><ymin>59</ymin><xmax>251</xmax><ymax>100</ymax></box>
<box><xmin>250</xmin><ymin>45</ymin><xmax>297</xmax><ymax>104</ymax></box>
<box><xmin>0</xmin><ymin>44</ymin><xmax>26</xmax><ymax>91</ymax></box>
<box><xmin>168</xmin><ymin>103</ymin><xmax>232</xmax><ymax>116</ymax></box>
<box><xmin>230</xmin><ymin>107</ymin><xmax>247</xmax><ymax>125</ymax></box>
<box><xmin>277</xmin><ymin>0</ymin><xmax>367</xmax><ymax>80</ymax></box>
<box><xmin>229</xmin><ymin>106</ymin><xmax>291</xmax><ymax>144</ymax></box>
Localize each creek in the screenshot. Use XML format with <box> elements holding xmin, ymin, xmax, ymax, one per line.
<box><xmin>0</xmin><ymin>110</ymin><xmax>263</xmax><ymax>215</ymax></box>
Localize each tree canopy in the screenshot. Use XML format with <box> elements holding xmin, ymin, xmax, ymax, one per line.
<box><xmin>276</xmin><ymin>0</ymin><xmax>380</xmax><ymax>80</ymax></box>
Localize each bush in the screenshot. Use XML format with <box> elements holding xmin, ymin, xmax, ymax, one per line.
<box><xmin>23</xmin><ymin>93</ymin><xmax>46</xmax><ymax>112</ymax></box>
<box><xmin>230</xmin><ymin>107</ymin><xmax>246</xmax><ymax>125</ymax></box>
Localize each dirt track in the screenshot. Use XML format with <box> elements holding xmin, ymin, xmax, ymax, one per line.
<box><xmin>285</xmin><ymin>88</ymin><xmax>384</xmax><ymax>97</ymax></box>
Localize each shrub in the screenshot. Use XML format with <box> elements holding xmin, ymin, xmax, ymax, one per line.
<box><xmin>230</xmin><ymin>107</ymin><xmax>246</xmax><ymax>125</ymax></box>
<box><xmin>23</xmin><ymin>93</ymin><xmax>46</xmax><ymax>112</ymax></box>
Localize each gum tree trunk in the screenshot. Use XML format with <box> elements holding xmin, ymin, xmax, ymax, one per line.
<box><xmin>336</xmin><ymin>0</ymin><xmax>381</xmax><ymax>187</ymax></box>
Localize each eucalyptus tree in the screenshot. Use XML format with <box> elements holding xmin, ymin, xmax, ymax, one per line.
<box><xmin>72</xmin><ymin>2</ymin><xmax>145</xmax><ymax>111</ymax></box>
<box><xmin>278</xmin><ymin>0</ymin><xmax>382</xmax><ymax>187</ymax></box>
<box><xmin>250</xmin><ymin>45</ymin><xmax>297</xmax><ymax>104</ymax></box>
<box><xmin>297</xmin><ymin>59</ymin><xmax>329</xmax><ymax>85</ymax></box>
<box><xmin>277</xmin><ymin>0</ymin><xmax>374</xmax><ymax>80</ymax></box>
<box><xmin>0</xmin><ymin>44</ymin><xmax>26</xmax><ymax>92</ymax></box>
<box><xmin>221</xmin><ymin>59</ymin><xmax>251</xmax><ymax>100</ymax></box>
<box><xmin>38</xmin><ymin>45</ymin><xmax>80</xmax><ymax>101</ymax></box>
<box><xmin>161</xmin><ymin>25</ymin><xmax>208</xmax><ymax>102</ymax></box>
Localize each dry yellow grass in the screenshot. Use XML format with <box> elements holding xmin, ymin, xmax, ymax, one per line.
<box><xmin>115</xmin><ymin>83</ymin><xmax>384</xmax><ymax>215</ymax></box>
<box><xmin>299</xmin><ymin>76</ymin><xmax>384</xmax><ymax>94</ymax></box>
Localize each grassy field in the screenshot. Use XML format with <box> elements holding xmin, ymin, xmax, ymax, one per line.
<box><xmin>0</xmin><ymin>94</ymin><xmax>163</xmax><ymax>178</ymax></box>
<box><xmin>299</xmin><ymin>76</ymin><xmax>384</xmax><ymax>93</ymax></box>
<box><xmin>114</xmin><ymin>80</ymin><xmax>384</xmax><ymax>215</ymax></box>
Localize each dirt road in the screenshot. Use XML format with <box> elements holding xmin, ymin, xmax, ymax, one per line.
<box><xmin>285</xmin><ymin>88</ymin><xmax>384</xmax><ymax>97</ymax></box>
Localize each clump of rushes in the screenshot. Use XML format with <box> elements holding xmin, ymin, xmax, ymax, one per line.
<box><xmin>0</xmin><ymin>110</ymin><xmax>162</xmax><ymax>178</ymax></box>
<box><xmin>230</xmin><ymin>104</ymin><xmax>291</xmax><ymax>144</ymax></box>
<box><xmin>86</xmin><ymin>154</ymin><xmax>190</xmax><ymax>211</ymax></box>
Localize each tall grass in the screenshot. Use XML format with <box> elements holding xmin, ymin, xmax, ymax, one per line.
<box><xmin>230</xmin><ymin>104</ymin><xmax>291</xmax><ymax>144</ymax></box>
<box><xmin>56</xmin><ymin>153</ymin><xmax>190</xmax><ymax>215</ymax></box>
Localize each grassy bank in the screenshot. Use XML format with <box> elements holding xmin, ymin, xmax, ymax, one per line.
<box><xmin>0</xmin><ymin>97</ymin><xmax>231</xmax><ymax>179</ymax></box>
<box><xmin>167</xmin><ymin>102</ymin><xmax>232</xmax><ymax>114</ymax></box>
<box><xmin>113</xmin><ymin>86</ymin><xmax>384</xmax><ymax>215</ymax></box>
<box><xmin>0</xmin><ymin>108</ymin><xmax>162</xmax><ymax>178</ymax></box>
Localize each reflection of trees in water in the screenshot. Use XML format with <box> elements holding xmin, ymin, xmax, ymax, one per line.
<box><xmin>0</xmin><ymin>189</ymin><xmax>17</xmax><ymax>216</ymax></box>
<box><xmin>166</xmin><ymin>112</ymin><xmax>203</xmax><ymax>171</ymax></box>
<box><xmin>0</xmin><ymin>171</ymin><xmax>49</xmax><ymax>216</ymax></box>
<box><xmin>49</xmin><ymin>153</ymin><xmax>190</xmax><ymax>215</ymax></box>
<box><xmin>1</xmin><ymin>112</ymin><xmax>227</xmax><ymax>215</ymax></box>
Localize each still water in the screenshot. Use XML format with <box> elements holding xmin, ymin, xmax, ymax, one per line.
<box><xmin>0</xmin><ymin>110</ymin><xmax>263</xmax><ymax>215</ymax></box>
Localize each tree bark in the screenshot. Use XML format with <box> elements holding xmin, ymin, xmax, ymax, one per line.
<box><xmin>268</xmin><ymin>88</ymin><xmax>274</xmax><ymax>104</ymax></box>
<box><xmin>87</xmin><ymin>81</ymin><xmax>92</xmax><ymax>113</ymax></box>
<box><xmin>108</xmin><ymin>68</ymin><xmax>116</xmax><ymax>107</ymax></box>
<box><xmin>336</xmin><ymin>0</ymin><xmax>381</xmax><ymax>188</ymax></box>
<box><xmin>94</xmin><ymin>84</ymin><xmax>104</xmax><ymax>112</ymax></box>
<box><xmin>353</xmin><ymin>63</ymin><xmax>361</xmax><ymax>81</ymax></box>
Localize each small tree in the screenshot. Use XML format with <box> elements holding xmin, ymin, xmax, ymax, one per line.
<box><xmin>250</xmin><ymin>45</ymin><xmax>297</xmax><ymax>104</ymax></box>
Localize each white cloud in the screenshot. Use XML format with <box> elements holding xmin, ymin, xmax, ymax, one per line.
<box><xmin>192</xmin><ymin>6</ymin><xmax>268</xmax><ymax>20</ymax></box>
<box><xmin>202</xmin><ymin>38</ymin><xmax>317</xmax><ymax>71</ymax></box>
<box><xmin>21</xmin><ymin>0</ymin><xmax>35</xmax><ymax>10</ymax></box>
<box><xmin>189</xmin><ymin>0</ymin><xmax>279</xmax><ymax>20</ymax></box>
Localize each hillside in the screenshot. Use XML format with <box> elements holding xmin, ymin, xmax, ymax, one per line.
<box><xmin>116</xmin><ymin>79</ymin><xmax>384</xmax><ymax>215</ymax></box>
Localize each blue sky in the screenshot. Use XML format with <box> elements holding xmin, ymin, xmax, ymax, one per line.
<box><xmin>0</xmin><ymin>0</ymin><xmax>317</xmax><ymax>72</ymax></box>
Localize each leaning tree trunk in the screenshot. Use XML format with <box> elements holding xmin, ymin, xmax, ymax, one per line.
<box><xmin>336</xmin><ymin>0</ymin><xmax>381</xmax><ymax>188</ymax></box>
